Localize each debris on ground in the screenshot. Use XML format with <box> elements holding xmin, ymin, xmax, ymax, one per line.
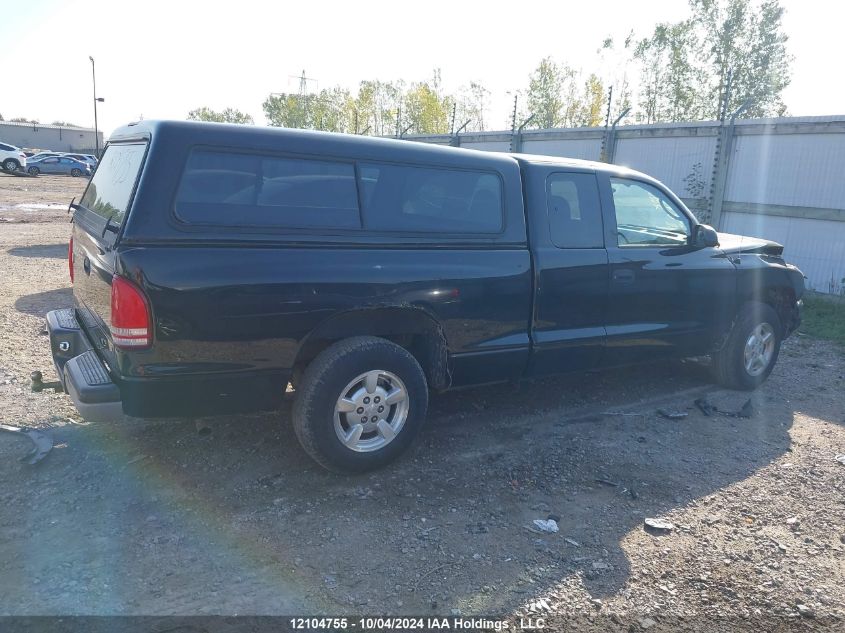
<box><xmin>694</xmin><ymin>397</ymin><xmax>718</xmax><ymax>416</ymax></box>
<box><xmin>644</xmin><ymin>517</ymin><xmax>675</xmax><ymax>533</ymax></box>
<box><xmin>694</xmin><ymin>397</ymin><xmax>755</xmax><ymax>418</ymax></box>
<box><xmin>835</xmin><ymin>453</ymin><xmax>845</xmax><ymax>465</ymax></box>
<box><xmin>595</xmin><ymin>477</ymin><xmax>620</xmax><ymax>487</ymax></box>
<box><xmin>657</xmin><ymin>408</ymin><xmax>688</xmax><ymax>420</ymax></box>
<box><xmin>532</xmin><ymin>519</ymin><xmax>559</xmax><ymax>533</ymax></box>
<box><xmin>0</xmin><ymin>423</ymin><xmax>53</xmax><ymax>464</ymax></box>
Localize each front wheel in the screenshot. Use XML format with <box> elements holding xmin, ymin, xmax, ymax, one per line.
<box><xmin>71</xmin><ymin>168</ymin><xmax>82</xmax><ymax>177</ymax></box>
<box><xmin>292</xmin><ymin>336</ymin><xmax>429</xmax><ymax>473</ymax></box>
<box><xmin>711</xmin><ymin>303</ymin><xmax>782</xmax><ymax>390</ymax></box>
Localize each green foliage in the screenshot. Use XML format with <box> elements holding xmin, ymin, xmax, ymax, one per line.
<box><xmin>522</xmin><ymin>59</ymin><xmax>606</xmax><ymax>129</ymax></box>
<box><xmin>581</xmin><ymin>74</ymin><xmax>606</xmax><ymax>127</ymax></box>
<box><xmin>633</xmin><ymin>0</ymin><xmax>791</xmax><ymax>122</ymax></box>
<box><xmin>263</xmin><ymin>70</ymin><xmax>469</xmax><ymax>136</ymax></box>
<box><xmin>9</xmin><ymin>117</ymin><xmax>39</xmax><ymax>124</ymax></box>
<box><xmin>186</xmin><ymin>107</ymin><xmax>254</xmax><ymax>124</ymax></box>
<box><xmin>50</xmin><ymin>120</ymin><xmax>80</xmax><ymax>127</ymax></box>
<box><xmin>402</xmin><ymin>71</ymin><xmax>452</xmax><ymax>135</ymax></box>
<box><xmin>635</xmin><ymin>20</ymin><xmax>707</xmax><ymax>122</ymax></box>
<box><xmin>526</xmin><ymin>57</ymin><xmax>569</xmax><ymax>128</ymax></box>
<box><xmin>800</xmin><ymin>294</ymin><xmax>845</xmax><ymax>346</ymax></box>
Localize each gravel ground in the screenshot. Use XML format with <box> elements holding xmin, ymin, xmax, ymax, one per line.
<box><xmin>1</xmin><ymin>175</ymin><xmax>844</xmax><ymax>630</ymax></box>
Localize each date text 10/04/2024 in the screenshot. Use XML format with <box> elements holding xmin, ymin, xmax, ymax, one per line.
<box><xmin>288</xmin><ymin>617</ymin><xmax>546</xmax><ymax>630</ymax></box>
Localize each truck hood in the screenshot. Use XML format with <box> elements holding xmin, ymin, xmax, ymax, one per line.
<box><xmin>717</xmin><ymin>232</ymin><xmax>784</xmax><ymax>257</ymax></box>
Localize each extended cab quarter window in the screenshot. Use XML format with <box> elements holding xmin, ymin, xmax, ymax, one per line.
<box><xmin>358</xmin><ymin>163</ymin><xmax>503</xmax><ymax>234</ymax></box>
<box><xmin>175</xmin><ymin>150</ymin><xmax>361</xmax><ymax>229</ymax></box>
<box><xmin>611</xmin><ymin>178</ymin><xmax>691</xmax><ymax>247</ymax></box>
<box><xmin>546</xmin><ymin>172</ymin><xmax>603</xmax><ymax>248</ymax></box>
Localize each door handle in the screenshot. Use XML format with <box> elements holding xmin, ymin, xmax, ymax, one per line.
<box><xmin>613</xmin><ymin>269</ymin><xmax>635</xmax><ymax>283</ymax></box>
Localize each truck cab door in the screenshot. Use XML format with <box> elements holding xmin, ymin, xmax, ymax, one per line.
<box><xmin>525</xmin><ymin>169</ymin><xmax>608</xmax><ymax>376</ymax></box>
<box><xmin>599</xmin><ymin>174</ymin><xmax>737</xmax><ymax>364</ymax></box>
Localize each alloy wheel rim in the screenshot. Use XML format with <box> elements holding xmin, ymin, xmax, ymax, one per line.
<box><xmin>743</xmin><ymin>322</ymin><xmax>775</xmax><ymax>376</ymax></box>
<box><xmin>333</xmin><ymin>370</ymin><xmax>409</xmax><ymax>452</ymax></box>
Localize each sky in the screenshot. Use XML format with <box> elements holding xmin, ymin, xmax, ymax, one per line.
<box><xmin>2</xmin><ymin>0</ymin><xmax>842</xmax><ymax>138</ymax></box>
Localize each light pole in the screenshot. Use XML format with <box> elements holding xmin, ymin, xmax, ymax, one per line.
<box><xmin>89</xmin><ymin>56</ymin><xmax>104</xmax><ymax>158</ymax></box>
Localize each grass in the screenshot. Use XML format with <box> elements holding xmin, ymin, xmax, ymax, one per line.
<box><xmin>799</xmin><ymin>292</ymin><xmax>845</xmax><ymax>346</ymax></box>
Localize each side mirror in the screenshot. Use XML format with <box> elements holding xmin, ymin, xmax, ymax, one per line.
<box><xmin>694</xmin><ymin>224</ymin><xmax>719</xmax><ymax>247</ymax></box>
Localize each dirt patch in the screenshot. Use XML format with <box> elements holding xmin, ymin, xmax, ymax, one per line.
<box><xmin>0</xmin><ymin>173</ymin><xmax>87</xmax><ymax>224</ymax></box>
<box><xmin>0</xmin><ymin>176</ymin><xmax>843</xmax><ymax>628</ymax></box>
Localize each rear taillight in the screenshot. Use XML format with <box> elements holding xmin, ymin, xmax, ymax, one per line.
<box><xmin>110</xmin><ymin>275</ymin><xmax>151</xmax><ymax>349</ymax></box>
<box><xmin>68</xmin><ymin>236</ymin><xmax>74</xmax><ymax>283</ymax></box>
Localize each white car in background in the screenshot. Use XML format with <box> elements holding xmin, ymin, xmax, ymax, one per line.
<box><xmin>0</xmin><ymin>141</ymin><xmax>27</xmax><ymax>173</ymax></box>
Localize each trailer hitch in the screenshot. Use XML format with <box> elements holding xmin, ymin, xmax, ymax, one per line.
<box><xmin>30</xmin><ymin>370</ymin><xmax>64</xmax><ymax>393</ymax></box>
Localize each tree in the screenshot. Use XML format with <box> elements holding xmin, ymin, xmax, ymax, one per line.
<box><xmin>596</xmin><ymin>34</ymin><xmax>634</xmax><ymax>124</ymax></box>
<box><xmin>579</xmin><ymin>74</ymin><xmax>606</xmax><ymax>127</ymax></box>
<box><xmin>402</xmin><ymin>71</ymin><xmax>452</xmax><ymax>135</ymax></box>
<box><xmin>187</xmin><ymin>107</ymin><xmax>254</xmax><ymax>124</ymax></box>
<box><xmin>450</xmin><ymin>81</ymin><xmax>491</xmax><ymax>132</ymax></box>
<box><xmin>691</xmin><ymin>0</ymin><xmax>791</xmax><ymax>117</ymax></box>
<box><xmin>353</xmin><ymin>80</ymin><xmax>404</xmax><ymax>136</ymax></box>
<box><xmin>10</xmin><ymin>117</ymin><xmax>39</xmax><ymax>124</ymax></box>
<box><xmin>525</xmin><ymin>57</ymin><xmax>568</xmax><ymax>128</ymax></box>
<box><xmin>635</xmin><ymin>20</ymin><xmax>707</xmax><ymax>122</ymax></box>
<box><xmin>632</xmin><ymin>0</ymin><xmax>791</xmax><ymax>122</ymax></box>
<box><xmin>51</xmin><ymin>120</ymin><xmax>80</xmax><ymax>127</ymax></box>
<box><xmin>262</xmin><ymin>93</ymin><xmax>309</xmax><ymax>129</ymax></box>
<box><xmin>522</xmin><ymin>59</ymin><xmax>604</xmax><ymax>128</ymax></box>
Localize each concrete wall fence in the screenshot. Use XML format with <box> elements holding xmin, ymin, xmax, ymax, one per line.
<box><xmin>0</xmin><ymin>121</ymin><xmax>103</xmax><ymax>153</ymax></box>
<box><xmin>408</xmin><ymin>115</ymin><xmax>845</xmax><ymax>295</ymax></box>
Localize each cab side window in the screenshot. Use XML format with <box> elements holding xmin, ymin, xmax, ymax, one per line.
<box><xmin>610</xmin><ymin>178</ymin><xmax>690</xmax><ymax>247</ymax></box>
<box><xmin>546</xmin><ymin>172</ymin><xmax>604</xmax><ymax>248</ymax></box>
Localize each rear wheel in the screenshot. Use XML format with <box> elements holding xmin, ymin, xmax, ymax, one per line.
<box><xmin>292</xmin><ymin>336</ymin><xmax>428</xmax><ymax>473</ymax></box>
<box><xmin>711</xmin><ymin>303</ymin><xmax>782</xmax><ymax>390</ymax></box>
<box><xmin>71</xmin><ymin>168</ymin><xmax>82</xmax><ymax>177</ymax></box>
<box><xmin>27</xmin><ymin>167</ymin><xmax>39</xmax><ymax>176</ymax></box>
<box><xmin>2</xmin><ymin>159</ymin><xmax>19</xmax><ymax>172</ymax></box>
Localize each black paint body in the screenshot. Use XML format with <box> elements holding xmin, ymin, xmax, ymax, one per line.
<box><xmin>67</xmin><ymin>121</ymin><xmax>805</xmax><ymax>418</ymax></box>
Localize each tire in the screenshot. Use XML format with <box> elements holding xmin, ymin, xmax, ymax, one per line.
<box><xmin>28</xmin><ymin>167</ymin><xmax>39</xmax><ymax>176</ymax></box>
<box><xmin>2</xmin><ymin>159</ymin><xmax>19</xmax><ymax>172</ymax></box>
<box><xmin>711</xmin><ymin>302</ymin><xmax>782</xmax><ymax>390</ymax></box>
<box><xmin>71</xmin><ymin>168</ymin><xmax>82</xmax><ymax>177</ymax></box>
<box><xmin>292</xmin><ymin>336</ymin><xmax>429</xmax><ymax>473</ymax></box>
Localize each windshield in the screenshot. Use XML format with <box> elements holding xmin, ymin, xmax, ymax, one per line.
<box><xmin>79</xmin><ymin>142</ymin><xmax>147</xmax><ymax>225</ymax></box>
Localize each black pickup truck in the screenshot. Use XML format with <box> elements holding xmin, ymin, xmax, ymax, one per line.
<box><xmin>48</xmin><ymin>120</ymin><xmax>804</xmax><ymax>472</ymax></box>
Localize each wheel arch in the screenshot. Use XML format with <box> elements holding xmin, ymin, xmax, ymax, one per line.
<box><xmin>293</xmin><ymin>307</ymin><xmax>451</xmax><ymax>391</ymax></box>
<box><xmin>736</xmin><ymin>286</ymin><xmax>797</xmax><ymax>336</ymax></box>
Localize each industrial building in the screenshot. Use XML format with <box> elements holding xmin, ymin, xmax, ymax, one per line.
<box><xmin>0</xmin><ymin>120</ymin><xmax>103</xmax><ymax>154</ymax></box>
